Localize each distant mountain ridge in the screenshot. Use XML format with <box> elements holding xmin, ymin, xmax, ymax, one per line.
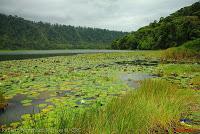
<box><xmin>0</xmin><ymin>14</ymin><xmax>127</xmax><ymax>50</ymax></box>
<box><xmin>112</xmin><ymin>2</ymin><xmax>200</xmax><ymax>50</ymax></box>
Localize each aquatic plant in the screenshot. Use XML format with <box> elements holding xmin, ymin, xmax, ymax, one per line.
<box><xmin>0</xmin><ymin>51</ymin><xmax>199</xmax><ymax>133</ymax></box>
<box><xmin>19</xmin><ymin>80</ymin><xmax>198</xmax><ymax>133</ymax></box>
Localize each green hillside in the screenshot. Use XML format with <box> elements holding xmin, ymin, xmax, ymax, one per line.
<box><xmin>0</xmin><ymin>14</ymin><xmax>126</xmax><ymax>50</ymax></box>
<box><xmin>112</xmin><ymin>2</ymin><xmax>200</xmax><ymax>50</ymax></box>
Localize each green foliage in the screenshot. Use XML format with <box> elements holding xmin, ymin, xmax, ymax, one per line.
<box><xmin>19</xmin><ymin>80</ymin><xmax>198</xmax><ymax>133</ymax></box>
<box><xmin>1</xmin><ymin>51</ymin><xmax>199</xmax><ymax>132</ymax></box>
<box><xmin>112</xmin><ymin>2</ymin><xmax>200</xmax><ymax>50</ymax></box>
<box><xmin>161</xmin><ymin>39</ymin><xmax>200</xmax><ymax>61</ymax></box>
<box><xmin>182</xmin><ymin>38</ymin><xmax>200</xmax><ymax>51</ymax></box>
<box><xmin>0</xmin><ymin>14</ymin><xmax>126</xmax><ymax>50</ymax></box>
<box><xmin>160</xmin><ymin>64</ymin><xmax>200</xmax><ymax>76</ymax></box>
<box><xmin>191</xmin><ymin>76</ymin><xmax>200</xmax><ymax>86</ymax></box>
<box><xmin>138</xmin><ymin>36</ymin><xmax>155</xmax><ymax>50</ymax></box>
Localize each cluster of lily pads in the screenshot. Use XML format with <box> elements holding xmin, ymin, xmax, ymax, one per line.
<box><xmin>0</xmin><ymin>51</ymin><xmax>199</xmax><ymax>130</ymax></box>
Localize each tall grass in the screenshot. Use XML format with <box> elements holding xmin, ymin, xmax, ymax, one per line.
<box><xmin>0</xmin><ymin>90</ymin><xmax>6</xmax><ymax>111</ymax></box>
<box><xmin>0</xmin><ymin>92</ymin><xmax>3</xmax><ymax>103</ymax></box>
<box><xmin>161</xmin><ymin>39</ymin><xmax>200</xmax><ymax>61</ymax></box>
<box><xmin>72</xmin><ymin>80</ymin><xmax>196</xmax><ymax>133</ymax></box>
<box><xmin>161</xmin><ymin>47</ymin><xmax>198</xmax><ymax>61</ymax></box>
<box><xmin>19</xmin><ymin>79</ymin><xmax>198</xmax><ymax>133</ymax></box>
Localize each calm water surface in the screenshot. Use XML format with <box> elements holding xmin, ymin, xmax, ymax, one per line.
<box><xmin>0</xmin><ymin>50</ymin><xmax>133</xmax><ymax>61</ymax></box>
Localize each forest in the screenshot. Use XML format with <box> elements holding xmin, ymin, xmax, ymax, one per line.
<box><xmin>112</xmin><ymin>2</ymin><xmax>200</xmax><ymax>50</ymax></box>
<box><xmin>0</xmin><ymin>14</ymin><xmax>126</xmax><ymax>50</ymax></box>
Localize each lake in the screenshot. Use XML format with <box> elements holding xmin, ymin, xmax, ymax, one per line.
<box><xmin>0</xmin><ymin>50</ymin><xmax>133</xmax><ymax>61</ymax></box>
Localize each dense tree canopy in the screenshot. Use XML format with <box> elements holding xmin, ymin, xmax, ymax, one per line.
<box><xmin>0</xmin><ymin>14</ymin><xmax>127</xmax><ymax>50</ymax></box>
<box><xmin>112</xmin><ymin>2</ymin><xmax>200</xmax><ymax>50</ymax></box>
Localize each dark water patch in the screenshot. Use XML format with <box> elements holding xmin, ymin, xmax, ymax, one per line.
<box><xmin>55</xmin><ymin>90</ymin><xmax>75</xmax><ymax>97</ymax></box>
<box><xmin>0</xmin><ymin>89</ymin><xmax>77</xmax><ymax>125</ymax></box>
<box><xmin>75</xmin><ymin>101</ymin><xmax>84</xmax><ymax>105</ymax></box>
<box><xmin>116</xmin><ymin>59</ymin><xmax>159</xmax><ymax>66</ymax></box>
<box><xmin>0</xmin><ymin>92</ymin><xmax>53</xmax><ymax>125</ymax></box>
<box><xmin>95</xmin><ymin>64</ymin><xmax>114</xmax><ymax>68</ymax></box>
<box><xmin>75</xmin><ymin>67</ymin><xmax>92</xmax><ymax>71</ymax></box>
<box><xmin>74</xmin><ymin>93</ymin><xmax>86</xmax><ymax>98</ymax></box>
<box><xmin>107</xmin><ymin>94</ymin><xmax>120</xmax><ymax>97</ymax></box>
<box><xmin>0</xmin><ymin>53</ymin><xmax>77</xmax><ymax>61</ymax></box>
<box><xmin>161</xmin><ymin>60</ymin><xmax>200</xmax><ymax>65</ymax></box>
<box><xmin>116</xmin><ymin>59</ymin><xmax>200</xmax><ymax>67</ymax></box>
<box><xmin>180</xmin><ymin>118</ymin><xmax>200</xmax><ymax>126</ymax></box>
<box><xmin>83</xmin><ymin>97</ymin><xmax>96</xmax><ymax>100</ymax></box>
<box><xmin>120</xmin><ymin>73</ymin><xmax>157</xmax><ymax>88</ymax></box>
<box><xmin>0</xmin><ymin>50</ymin><xmax>133</xmax><ymax>61</ymax></box>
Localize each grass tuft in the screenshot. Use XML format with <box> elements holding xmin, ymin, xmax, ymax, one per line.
<box><xmin>161</xmin><ymin>47</ymin><xmax>198</xmax><ymax>61</ymax></box>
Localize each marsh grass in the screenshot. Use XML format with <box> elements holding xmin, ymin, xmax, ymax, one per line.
<box><xmin>161</xmin><ymin>39</ymin><xmax>200</xmax><ymax>61</ymax></box>
<box><xmin>0</xmin><ymin>91</ymin><xmax>5</xmax><ymax>106</ymax></box>
<box><xmin>161</xmin><ymin>47</ymin><xmax>198</xmax><ymax>61</ymax></box>
<box><xmin>161</xmin><ymin>64</ymin><xmax>200</xmax><ymax>76</ymax></box>
<box><xmin>191</xmin><ymin>76</ymin><xmax>200</xmax><ymax>85</ymax></box>
<box><xmin>20</xmin><ymin>80</ymin><xmax>198</xmax><ymax>134</ymax></box>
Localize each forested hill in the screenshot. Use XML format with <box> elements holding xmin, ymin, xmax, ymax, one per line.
<box><xmin>112</xmin><ymin>2</ymin><xmax>200</xmax><ymax>50</ymax></box>
<box><xmin>0</xmin><ymin>14</ymin><xmax>127</xmax><ymax>50</ymax></box>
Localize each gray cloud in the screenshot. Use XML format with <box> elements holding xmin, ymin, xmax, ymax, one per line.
<box><xmin>0</xmin><ymin>0</ymin><xmax>198</xmax><ymax>31</ymax></box>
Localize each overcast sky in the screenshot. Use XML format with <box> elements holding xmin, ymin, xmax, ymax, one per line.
<box><xmin>0</xmin><ymin>0</ymin><xmax>198</xmax><ymax>32</ymax></box>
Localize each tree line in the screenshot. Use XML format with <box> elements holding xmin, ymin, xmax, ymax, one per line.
<box><xmin>112</xmin><ymin>2</ymin><xmax>200</xmax><ymax>50</ymax></box>
<box><xmin>0</xmin><ymin>14</ymin><xmax>126</xmax><ymax>50</ymax></box>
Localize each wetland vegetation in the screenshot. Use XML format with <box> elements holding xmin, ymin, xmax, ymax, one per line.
<box><xmin>0</xmin><ymin>51</ymin><xmax>199</xmax><ymax>133</ymax></box>
<box><xmin>0</xmin><ymin>1</ymin><xmax>200</xmax><ymax>134</ymax></box>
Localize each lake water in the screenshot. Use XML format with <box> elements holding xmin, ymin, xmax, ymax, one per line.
<box><xmin>0</xmin><ymin>50</ymin><xmax>133</xmax><ymax>61</ymax></box>
<box><xmin>120</xmin><ymin>73</ymin><xmax>157</xmax><ymax>88</ymax></box>
<box><xmin>0</xmin><ymin>72</ymin><xmax>156</xmax><ymax>125</ymax></box>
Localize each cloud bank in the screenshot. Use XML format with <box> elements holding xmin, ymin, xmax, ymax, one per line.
<box><xmin>0</xmin><ymin>0</ymin><xmax>198</xmax><ymax>31</ymax></box>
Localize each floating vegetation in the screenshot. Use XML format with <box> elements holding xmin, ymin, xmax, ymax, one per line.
<box><xmin>0</xmin><ymin>51</ymin><xmax>199</xmax><ymax>132</ymax></box>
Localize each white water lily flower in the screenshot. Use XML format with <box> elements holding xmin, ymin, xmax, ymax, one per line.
<box><xmin>81</xmin><ymin>100</ymin><xmax>85</xmax><ymax>104</ymax></box>
<box><xmin>180</xmin><ymin>121</ymin><xmax>192</xmax><ymax>127</ymax></box>
<box><xmin>180</xmin><ymin>121</ymin><xmax>185</xmax><ymax>124</ymax></box>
